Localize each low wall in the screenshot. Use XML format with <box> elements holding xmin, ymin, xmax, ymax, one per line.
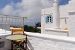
<box><xmin>26</xmin><ymin>32</ymin><xmax>75</xmax><ymax>50</ymax></box>
<box><xmin>45</xmin><ymin>28</ymin><xmax>68</xmax><ymax>36</ymax></box>
<box><xmin>0</xmin><ymin>31</ymin><xmax>75</xmax><ymax>50</ymax></box>
<box><xmin>0</xmin><ymin>23</ymin><xmax>10</xmax><ymax>31</ymax></box>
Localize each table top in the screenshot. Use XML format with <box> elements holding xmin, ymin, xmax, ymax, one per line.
<box><xmin>6</xmin><ymin>35</ymin><xmax>26</xmax><ymax>40</ymax></box>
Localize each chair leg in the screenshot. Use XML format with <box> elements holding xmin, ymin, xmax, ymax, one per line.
<box><xmin>11</xmin><ymin>41</ymin><xmax>13</xmax><ymax>50</ymax></box>
<box><xmin>25</xmin><ymin>35</ymin><xmax>27</xmax><ymax>50</ymax></box>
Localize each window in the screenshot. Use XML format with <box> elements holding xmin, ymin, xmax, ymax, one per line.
<box><xmin>46</xmin><ymin>15</ymin><xmax>53</xmax><ymax>23</ymax></box>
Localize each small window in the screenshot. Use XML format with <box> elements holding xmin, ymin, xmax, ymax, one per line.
<box><xmin>46</xmin><ymin>15</ymin><xmax>53</xmax><ymax>23</ymax></box>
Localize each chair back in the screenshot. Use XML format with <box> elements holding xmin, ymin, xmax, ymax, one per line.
<box><xmin>11</xmin><ymin>28</ymin><xmax>24</xmax><ymax>35</ymax></box>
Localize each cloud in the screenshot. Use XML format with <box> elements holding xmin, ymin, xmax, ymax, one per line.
<box><xmin>1</xmin><ymin>5</ymin><xmax>14</xmax><ymax>15</ymax></box>
<box><xmin>15</xmin><ymin>0</ymin><xmax>54</xmax><ymax>20</ymax></box>
<box><xmin>1</xmin><ymin>0</ymin><xmax>54</xmax><ymax>26</ymax></box>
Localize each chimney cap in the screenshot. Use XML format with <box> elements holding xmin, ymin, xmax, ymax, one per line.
<box><xmin>54</xmin><ymin>0</ymin><xmax>58</xmax><ymax>3</ymax></box>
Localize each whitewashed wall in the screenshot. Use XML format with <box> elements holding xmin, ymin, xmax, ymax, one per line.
<box><xmin>68</xmin><ymin>12</ymin><xmax>75</xmax><ymax>37</ymax></box>
<box><xmin>26</xmin><ymin>32</ymin><xmax>75</xmax><ymax>50</ymax></box>
<box><xmin>41</xmin><ymin>8</ymin><xmax>54</xmax><ymax>34</ymax></box>
<box><xmin>60</xmin><ymin>19</ymin><xmax>68</xmax><ymax>29</ymax></box>
<box><xmin>41</xmin><ymin>9</ymin><xmax>45</xmax><ymax>34</ymax></box>
<box><xmin>43</xmin><ymin>5</ymin><xmax>69</xmax><ymax>29</ymax></box>
<box><xmin>41</xmin><ymin>7</ymin><xmax>56</xmax><ymax>29</ymax></box>
<box><xmin>45</xmin><ymin>29</ymin><xmax>68</xmax><ymax>36</ymax></box>
<box><xmin>41</xmin><ymin>3</ymin><xmax>69</xmax><ymax>34</ymax></box>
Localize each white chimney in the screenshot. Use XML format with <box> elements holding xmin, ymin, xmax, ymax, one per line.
<box><xmin>53</xmin><ymin>0</ymin><xmax>60</xmax><ymax>28</ymax></box>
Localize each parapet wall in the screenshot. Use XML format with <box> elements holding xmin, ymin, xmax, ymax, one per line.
<box><xmin>0</xmin><ymin>23</ymin><xmax>10</xmax><ymax>30</ymax></box>
<box><xmin>26</xmin><ymin>32</ymin><xmax>75</xmax><ymax>50</ymax></box>
<box><xmin>45</xmin><ymin>28</ymin><xmax>68</xmax><ymax>36</ymax></box>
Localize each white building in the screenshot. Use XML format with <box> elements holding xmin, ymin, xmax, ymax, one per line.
<box><xmin>41</xmin><ymin>0</ymin><xmax>75</xmax><ymax>36</ymax></box>
<box><xmin>1</xmin><ymin>0</ymin><xmax>75</xmax><ymax>50</ymax></box>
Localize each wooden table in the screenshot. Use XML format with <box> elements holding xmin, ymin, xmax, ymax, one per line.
<box><xmin>6</xmin><ymin>35</ymin><xmax>26</xmax><ymax>50</ymax></box>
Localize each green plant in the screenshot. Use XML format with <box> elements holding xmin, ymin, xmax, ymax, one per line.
<box><xmin>24</xmin><ymin>25</ymin><xmax>41</xmax><ymax>33</ymax></box>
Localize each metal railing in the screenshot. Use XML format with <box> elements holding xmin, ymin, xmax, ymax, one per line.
<box><xmin>0</xmin><ymin>14</ymin><xmax>27</xmax><ymax>30</ymax></box>
<box><xmin>0</xmin><ymin>14</ymin><xmax>35</xmax><ymax>50</ymax></box>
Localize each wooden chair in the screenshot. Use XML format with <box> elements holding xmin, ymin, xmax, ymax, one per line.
<box><xmin>11</xmin><ymin>28</ymin><xmax>27</xmax><ymax>50</ymax></box>
<box><xmin>11</xmin><ymin>28</ymin><xmax>24</xmax><ymax>34</ymax></box>
<box><xmin>11</xmin><ymin>28</ymin><xmax>24</xmax><ymax>42</ymax></box>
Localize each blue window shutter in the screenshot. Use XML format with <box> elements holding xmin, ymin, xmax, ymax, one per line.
<box><xmin>51</xmin><ymin>16</ymin><xmax>53</xmax><ymax>23</ymax></box>
<box><xmin>46</xmin><ymin>16</ymin><xmax>48</xmax><ymax>23</ymax></box>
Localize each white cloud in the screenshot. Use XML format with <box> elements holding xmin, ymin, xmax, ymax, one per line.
<box><xmin>1</xmin><ymin>5</ymin><xmax>14</xmax><ymax>15</ymax></box>
<box><xmin>15</xmin><ymin>0</ymin><xmax>54</xmax><ymax>19</ymax></box>
<box><xmin>1</xmin><ymin>0</ymin><xmax>54</xmax><ymax>26</ymax></box>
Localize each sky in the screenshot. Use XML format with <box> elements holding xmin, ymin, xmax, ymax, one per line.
<box><xmin>0</xmin><ymin>0</ymin><xmax>69</xmax><ymax>26</ymax></box>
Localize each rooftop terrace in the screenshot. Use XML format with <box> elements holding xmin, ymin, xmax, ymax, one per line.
<box><xmin>0</xmin><ymin>15</ymin><xmax>75</xmax><ymax>50</ymax></box>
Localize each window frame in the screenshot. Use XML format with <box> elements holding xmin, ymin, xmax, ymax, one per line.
<box><xmin>46</xmin><ymin>15</ymin><xmax>53</xmax><ymax>23</ymax></box>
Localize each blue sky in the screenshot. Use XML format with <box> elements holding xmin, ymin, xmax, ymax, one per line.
<box><xmin>0</xmin><ymin>0</ymin><xmax>69</xmax><ymax>26</ymax></box>
<box><xmin>59</xmin><ymin>0</ymin><xmax>69</xmax><ymax>5</ymax></box>
<box><xmin>0</xmin><ymin>0</ymin><xmax>21</xmax><ymax>9</ymax></box>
